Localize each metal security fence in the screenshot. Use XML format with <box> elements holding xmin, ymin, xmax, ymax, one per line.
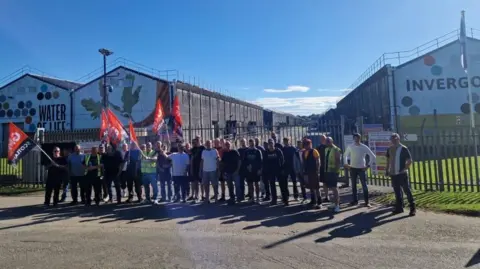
<box><xmin>0</xmin><ymin>125</ymin><xmax>308</xmax><ymax>187</ymax></box>
<box><xmin>351</xmin><ymin>129</ymin><xmax>480</xmax><ymax>192</ymax></box>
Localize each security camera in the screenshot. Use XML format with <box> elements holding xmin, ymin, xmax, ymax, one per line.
<box><xmin>108</xmin><ymin>85</ymin><xmax>113</xmax><ymax>93</ymax></box>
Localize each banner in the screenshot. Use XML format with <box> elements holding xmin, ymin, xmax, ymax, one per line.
<box><xmin>8</xmin><ymin>122</ymin><xmax>36</xmax><ymax>165</ymax></box>
<box><xmin>368</xmin><ymin>132</ymin><xmax>392</xmax><ymax>175</ymax></box>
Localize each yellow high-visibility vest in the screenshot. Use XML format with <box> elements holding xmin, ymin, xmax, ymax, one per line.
<box><xmin>85</xmin><ymin>154</ymin><xmax>102</xmax><ymax>177</ymax></box>
<box><xmin>141</xmin><ymin>150</ymin><xmax>157</xmax><ymax>174</ymax></box>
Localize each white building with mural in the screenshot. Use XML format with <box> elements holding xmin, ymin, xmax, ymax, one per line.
<box><xmin>73</xmin><ymin>66</ymin><xmax>171</xmax><ymax>130</ymax></box>
<box><xmin>0</xmin><ymin>74</ymin><xmax>79</xmax><ymax>154</ymax></box>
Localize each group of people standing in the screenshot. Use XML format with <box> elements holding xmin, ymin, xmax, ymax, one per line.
<box><xmin>43</xmin><ymin>132</ymin><xmax>416</xmax><ymax>216</ymax></box>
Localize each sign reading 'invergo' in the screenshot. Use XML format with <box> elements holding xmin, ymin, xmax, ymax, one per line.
<box><xmin>406</xmin><ymin>76</ymin><xmax>480</xmax><ymax>92</ymax></box>
<box><xmin>394</xmin><ymin>38</ymin><xmax>480</xmax><ymax>117</ymax></box>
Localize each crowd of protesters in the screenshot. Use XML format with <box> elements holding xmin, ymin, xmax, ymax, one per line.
<box><xmin>43</xmin><ymin>132</ymin><xmax>416</xmax><ymax>216</ymax></box>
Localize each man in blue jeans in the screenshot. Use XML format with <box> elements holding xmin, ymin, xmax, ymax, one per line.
<box><xmin>156</xmin><ymin>141</ymin><xmax>172</xmax><ymax>202</ymax></box>
<box><xmin>343</xmin><ymin>133</ymin><xmax>376</xmax><ymax>208</ymax></box>
<box><xmin>221</xmin><ymin>141</ymin><xmax>241</xmax><ymax>205</ymax></box>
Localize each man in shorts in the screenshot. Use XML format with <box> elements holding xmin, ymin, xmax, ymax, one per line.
<box><xmin>324</xmin><ymin>137</ymin><xmax>341</xmax><ymax>213</ymax></box>
<box><xmin>301</xmin><ymin>139</ymin><xmax>321</xmax><ymax>208</ymax></box>
<box><xmin>201</xmin><ymin>140</ymin><xmax>220</xmax><ymax>204</ymax></box>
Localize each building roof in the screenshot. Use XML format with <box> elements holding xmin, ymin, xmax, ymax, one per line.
<box><xmin>0</xmin><ymin>73</ymin><xmax>82</xmax><ymax>91</ymax></box>
<box><xmin>30</xmin><ymin>74</ymin><xmax>83</xmax><ymax>90</ymax></box>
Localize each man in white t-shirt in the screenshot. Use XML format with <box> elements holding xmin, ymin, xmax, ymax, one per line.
<box><xmin>343</xmin><ymin>133</ymin><xmax>376</xmax><ymax>207</ymax></box>
<box><xmin>201</xmin><ymin>140</ymin><xmax>219</xmax><ymax>203</ymax></box>
<box><xmin>169</xmin><ymin>144</ymin><xmax>190</xmax><ymax>203</ymax></box>
<box><xmin>120</xmin><ymin>143</ymin><xmax>130</xmax><ymax>198</ymax></box>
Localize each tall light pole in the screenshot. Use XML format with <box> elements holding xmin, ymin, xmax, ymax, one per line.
<box><xmin>98</xmin><ymin>48</ymin><xmax>113</xmax><ymax>109</ymax></box>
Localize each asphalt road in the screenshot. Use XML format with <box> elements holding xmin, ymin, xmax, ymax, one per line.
<box><xmin>0</xmin><ymin>190</ymin><xmax>479</xmax><ymax>269</ymax></box>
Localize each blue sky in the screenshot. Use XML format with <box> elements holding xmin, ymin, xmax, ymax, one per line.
<box><xmin>1</xmin><ymin>0</ymin><xmax>480</xmax><ymax>115</ymax></box>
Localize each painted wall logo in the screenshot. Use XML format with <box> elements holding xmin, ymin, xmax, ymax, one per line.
<box><xmin>406</xmin><ymin>55</ymin><xmax>480</xmax><ymax>92</ymax></box>
<box><xmin>0</xmin><ymin>83</ymin><xmax>66</xmax><ymax>132</ymax></box>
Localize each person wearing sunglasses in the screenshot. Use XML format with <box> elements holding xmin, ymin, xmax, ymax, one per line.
<box><xmin>44</xmin><ymin>147</ymin><xmax>68</xmax><ymax>207</ymax></box>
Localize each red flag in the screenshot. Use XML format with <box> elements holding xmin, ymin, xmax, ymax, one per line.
<box><xmin>106</xmin><ymin>109</ymin><xmax>126</xmax><ymax>145</ymax></box>
<box><xmin>171</xmin><ymin>95</ymin><xmax>183</xmax><ymax>138</ymax></box>
<box><xmin>8</xmin><ymin>122</ymin><xmax>36</xmax><ymax>165</ymax></box>
<box><xmin>152</xmin><ymin>98</ymin><xmax>165</xmax><ymax>134</ymax></box>
<box><xmin>100</xmin><ymin>109</ymin><xmax>109</xmax><ymax>141</ymax></box>
<box><xmin>129</xmin><ymin>120</ymin><xmax>138</xmax><ymax>144</ymax></box>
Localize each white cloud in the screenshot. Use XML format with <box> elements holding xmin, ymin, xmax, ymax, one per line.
<box><xmin>264</xmin><ymin>85</ymin><xmax>310</xmax><ymax>93</ymax></box>
<box><xmin>317</xmin><ymin>88</ymin><xmax>352</xmax><ymax>94</ymax></box>
<box><xmin>251</xmin><ymin>96</ymin><xmax>345</xmax><ymax>116</ymax></box>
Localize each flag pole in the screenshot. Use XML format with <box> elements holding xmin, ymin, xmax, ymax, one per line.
<box><xmin>461</xmin><ymin>10</ymin><xmax>479</xmax><ymax>184</ymax></box>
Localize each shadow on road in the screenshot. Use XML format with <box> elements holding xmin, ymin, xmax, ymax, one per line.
<box><xmin>465</xmin><ymin>248</ymin><xmax>480</xmax><ymax>268</ymax></box>
<box><xmin>262</xmin><ymin>206</ymin><xmax>410</xmax><ymax>249</ymax></box>
<box><xmin>0</xmin><ymin>190</ymin><xmax>389</xmax><ymax>233</ymax></box>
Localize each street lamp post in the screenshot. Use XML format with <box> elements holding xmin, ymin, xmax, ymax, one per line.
<box><xmin>98</xmin><ymin>48</ymin><xmax>113</xmax><ymax>109</ymax></box>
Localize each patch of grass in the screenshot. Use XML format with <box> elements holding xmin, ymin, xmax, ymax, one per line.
<box><xmin>0</xmin><ymin>185</ymin><xmax>43</xmax><ymax>196</ymax></box>
<box><xmin>348</xmin><ymin>156</ymin><xmax>480</xmax><ymax>192</ymax></box>
<box><xmin>0</xmin><ymin>158</ymin><xmax>23</xmax><ymax>176</ymax></box>
<box><xmin>373</xmin><ymin>190</ymin><xmax>480</xmax><ymax>216</ymax></box>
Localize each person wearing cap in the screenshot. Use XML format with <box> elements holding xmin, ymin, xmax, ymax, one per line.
<box><xmin>263</xmin><ymin>138</ymin><xmax>286</xmax><ymax>205</ymax></box>
<box><xmin>126</xmin><ymin>142</ymin><xmax>143</xmax><ymax>203</ymax></box>
<box><xmin>169</xmin><ymin>143</ymin><xmax>190</xmax><ymax>203</ymax></box>
<box><xmin>301</xmin><ymin>139</ymin><xmax>322</xmax><ymax>208</ymax></box>
<box><xmin>386</xmin><ymin>133</ymin><xmax>416</xmax><ymax>216</ymax></box>
<box><xmin>141</xmin><ymin>142</ymin><xmax>159</xmax><ymax>204</ymax></box>
<box><xmin>343</xmin><ymin>133</ymin><xmax>376</xmax><ymax>207</ymax></box>
<box><xmin>243</xmin><ymin>138</ymin><xmax>263</xmax><ymax>203</ymax></box>
<box><xmin>83</xmin><ymin>146</ymin><xmax>103</xmax><ymax>206</ymax></box>
<box><xmin>324</xmin><ymin>137</ymin><xmax>341</xmax><ymax>213</ymax></box>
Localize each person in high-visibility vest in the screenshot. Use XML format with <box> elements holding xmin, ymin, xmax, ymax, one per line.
<box><xmin>141</xmin><ymin>142</ymin><xmax>159</xmax><ymax>204</ymax></box>
<box><xmin>324</xmin><ymin>137</ymin><xmax>341</xmax><ymax>213</ymax></box>
<box><xmin>83</xmin><ymin>146</ymin><xmax>103</xmax><ymax>206</ymax></box>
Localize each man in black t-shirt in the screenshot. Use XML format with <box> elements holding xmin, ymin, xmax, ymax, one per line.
<box><xmin>188</xmin><ymin>136</ymin><xmax>205</xmax><ymax>202</ymax></box>
<box><xmin>83</xmin><ymin>146</ymin><xmax>103</xmax><ymax>206</ymax></box>
<box><xmin>263</xmin><ymin>139</ymin><xmax>285</xmax><ymax>205</ymax></box>
<box><xmin>255</xmin><ymin>138</ymin><xmax>267</xmax><ymax>198</ymax></box>
<box><xmin>243</xmin><ymin>139</ymin><xmax>262</xmax><ymax>203</ymax></box>
<box><xmin>221</xmin><ymin>141</ymin><xmax>241</xmax><ymax>205</ymax></box>
<box><xmin>101</xmin><ymin>144</ymin><xmax>124</xmax><ymax>204</ymax></box>
<box><xmin>44</xmin><ymin>147</ymin><xmax>68</xmax><ymax>207</ymax></box>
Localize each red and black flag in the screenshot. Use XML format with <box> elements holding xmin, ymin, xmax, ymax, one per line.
<box><xmin>171</xmin><ymin>95</ymin><xmax>183</xmax><ymax>139</ymax></box>
<box><xmin>7</xmin><ymin>122</ymin><xmax>36</xmax><ymax>165</ymax></box>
